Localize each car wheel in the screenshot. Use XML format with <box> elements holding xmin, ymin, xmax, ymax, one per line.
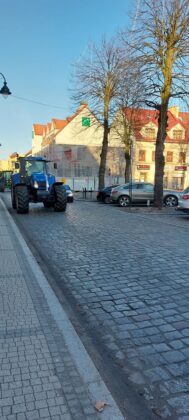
<box><xmin>104</xmin><ymin>196</ymin><xmax>111</xmax><ymax>204</ymax></box>
<box><xmin>164</xmin><ymin>195</ymin><xmax>178</xmax><ymax>207</ymax></box>
<box><xmin>118</xmin><ymin>195</ymin><xmax>131</xmax><ymax>207</ymax></box>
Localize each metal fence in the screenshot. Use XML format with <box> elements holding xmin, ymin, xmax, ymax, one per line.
<box><xmin>56</xmin><ymin>176</ymin><xmax>125</xmax><ymax>191</ymax></box>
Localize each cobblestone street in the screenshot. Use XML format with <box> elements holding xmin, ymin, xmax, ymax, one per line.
<box><xmin>4</xmin><ymin>194</ymin><xmax>189</xmax><ymax>419</ymax></box>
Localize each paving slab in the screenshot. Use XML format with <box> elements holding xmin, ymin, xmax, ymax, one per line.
<box><xmin>0</xmin><ymin>199</ymin><xmax>124</xmax><ymax>420</ymax></box>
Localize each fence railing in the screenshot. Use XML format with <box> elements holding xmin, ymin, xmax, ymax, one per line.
<box><xmin>56</xmin><ymin>176</ymin><xmax>125</xmax><ymax>191</ymax></box>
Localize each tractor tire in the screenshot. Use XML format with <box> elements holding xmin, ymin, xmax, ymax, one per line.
<box><xmin>11</xmin><ymin>188</ymin><xmax>16</xmax><ymax>209</ymax></box>
<box><xmin>54</xmin><ymin>185</ymin><xmax>67</xmax><ymax>212</ymax></box>
<box><xmin>15</xmin><ymin>186</ymin><xmax>29</xmax><ymax>214</ymax></box>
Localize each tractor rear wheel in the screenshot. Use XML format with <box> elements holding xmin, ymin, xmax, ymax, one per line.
<box><xmin>54</xmin><ymin>185</ymin><xmax>67</xmax><ymax>212</ymax></box>
<box><xmin>15</xmin><ymin>186</ymin><xmax>29</xmax><ymax>214</ymax></box>
<box><xmin>11</xmin><ymin>188</ymin><xmax>16</xmax><ymax>209</ymax></box>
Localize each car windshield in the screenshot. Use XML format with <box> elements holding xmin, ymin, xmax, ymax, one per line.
<box><xmin>25</xmin><ymin>160</ymin><xmax>46</xmax><ymax>175</ymax></box>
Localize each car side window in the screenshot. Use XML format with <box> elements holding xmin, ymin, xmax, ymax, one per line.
<box><xmin>136</xmin><ymin>184</ymin><xmax>145</xmax><ymax>190</ymax></box>
<box><xmin>144</xmin><ymin>184</ymin><xmax>154</xmax><ymax>192</ymax></box>
<box><xmin>123</xmin><ymin>185</ymin><xmax>129</xmax><ymax>189</ymax></box>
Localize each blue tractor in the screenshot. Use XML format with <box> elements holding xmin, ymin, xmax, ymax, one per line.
<box><xmin>11</xmin><ymin>156</ymin><xmax>67</xmax><ymax>214</ymax></box>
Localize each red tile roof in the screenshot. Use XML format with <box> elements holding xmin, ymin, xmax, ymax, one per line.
<box><xmin>33</xmin><ymin>103</ymin><xmax>91</xmax><ymax>144</ymax></box>
<box><xmin>47</xmin><ymin>123</ymin><xmax>51</xmax><ymax>132</ymax></box>
<box><xmin>54</xmin><ymin>104</ymin><xmax>89</xmax><ymax>137</ymax></box>
<box><xmin>123</xmin><ymin>107</ymin><xmax>189</xmax><ymax>143</ymax></box>
<box><xmin>33</xmin><ymin>124</ymin><xmax>45</xmax><ymax>135</ymax></box>
<box><xmin>52</xmin><ymin>119</ymin><xmax>68</xmax><ymax>130</ymax></box>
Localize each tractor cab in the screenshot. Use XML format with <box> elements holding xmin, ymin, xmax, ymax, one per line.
<box><xmin>15</xmin><ymin>156</ymin><xmax>51</xmax><ymax>176</ymax></box>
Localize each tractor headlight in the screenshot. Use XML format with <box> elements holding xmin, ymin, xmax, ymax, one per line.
<box><xmin>34</xmin><ymin>181</ymin><xmax>38</xmax><ymax>188</ymax></box>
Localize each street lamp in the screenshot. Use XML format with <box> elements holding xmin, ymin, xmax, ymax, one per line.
<box><xmin>0</xmin><ymin>73</ymin><xmax>11</xmax><ymax>98</ymax></box>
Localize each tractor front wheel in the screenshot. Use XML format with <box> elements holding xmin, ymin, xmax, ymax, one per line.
<box><xmin>54</xmin><ymin>185</ymin><xmax>67</xmax><ymax>212</ymax></box>
<box><xmin>15</xmin><ymin>186</ymin><xmax>29</xmax><ymax>214</ymax></box>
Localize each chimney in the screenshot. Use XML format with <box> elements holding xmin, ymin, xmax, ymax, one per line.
<box><xmin>77</xmin><ymin>101</ymin><xmax>88</xmax><ymax>111</ymax></box>
<box><xmin>169</xmin><ymin>106</ymin><xmax>179</xmax><ymax>118</ymax></box>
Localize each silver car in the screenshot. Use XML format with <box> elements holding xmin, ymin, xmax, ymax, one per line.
<box><xmin>110</xmin><ymin>182</ymin><xmax>180</xmax><ymax>207</ymax></box>
<box><xmin>177</xmin><ymin>187</ymin><xmax>189</xmax><ymax>213</ymax></box>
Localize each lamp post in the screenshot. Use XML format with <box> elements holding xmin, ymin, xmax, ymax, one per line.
<box><xmin>0</xmin><ymin>73</ymin><xmax>11</xmax><ymax>98</ymax></box>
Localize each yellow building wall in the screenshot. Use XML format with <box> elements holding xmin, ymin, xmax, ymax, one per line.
<box><xmin>32</xmin><ymin>133</ymin><xmax>43</xmax><ymax>155</ymax></box>
<box><xmin>133</xmin><ymin>141</ymin><xmax>189</xmax><ymax>189</ymax></box>
<box><xmin>0</xmin><ymin>160</ymin><xmax>9</xmax><ymax>171</ymax></box>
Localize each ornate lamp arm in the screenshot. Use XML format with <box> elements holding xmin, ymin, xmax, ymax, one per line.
<box><xmin>0</xmin><ymin>73</ymin><xmax>11</xmax><ymax>98</ymax></box>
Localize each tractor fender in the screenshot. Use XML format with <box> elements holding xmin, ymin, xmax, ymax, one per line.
<box><xmin>12</xmin><ymin>182</ymin><xmax>27</xmax><ymax>188</ymax></box>
<box><xmin>52</xmin><ymin>182</ymin><xmax>63</xmax><ymax>187</ymax></box>
<box><xmin>51</xmin><ymin>182</ymin><xmax>64</xmax><ymax>191</ymax></box>
<box><xmin>48</xmin><ymin>182</ymin><xmax>63</xmax><ymax>194</ymax></box>
<box><xmin>12</xmin><ymin>173</ymin><xmax>22</xmax><ymax>187</ymax></box>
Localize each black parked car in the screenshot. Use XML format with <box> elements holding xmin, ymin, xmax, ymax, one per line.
<box><xmin>63</xmin><ymin>184</ymin><xmax>74</xmax><ymax>202</ymax></box>
<box><xmin>97</xmin><ymin>184</ymin><xmax>119</xmax><ymax>204</ymax></box>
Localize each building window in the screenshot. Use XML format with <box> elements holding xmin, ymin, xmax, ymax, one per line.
<box><xmin>173</xmin><ymin>130</ymin><xmax>183</xmax><ymax>140</ymax></box>
<box><xmin>152</xmin><ymin>151</ymin><xmax>155</xmax><ymax>161</ymax></box>
<box><xmin>172</xmin><ymin>177</ymin><xmax>184</xmax><ymax>190</ymax></box>
<box><xmin>145</xmin><ymin>127</ymin><xmax>156</xmax><ymax>139</ymax></box>
<box><xmin>166</xmin><ymin>151</ymin><xmax>173</xmax><ymax>162</ymax></box>
<box><xmin>139</xmin><ymin>150</ymin><xmax>146</xmax><ymax>161</ymax></box>
<box><xmin>179</xmin><ymin>151</ymin><xmax>186</xmax><ymax>163</ymax></box>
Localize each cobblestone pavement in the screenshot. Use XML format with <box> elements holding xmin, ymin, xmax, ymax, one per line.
<box><xmin>3</xmin><ymin>193</ymin><xmax>189</xmax><ymax>419</ymax></box>
<box><xmin>0</xmin><ymin>197</ymin><xmax>124</xmax><ymax>420</ymax></box>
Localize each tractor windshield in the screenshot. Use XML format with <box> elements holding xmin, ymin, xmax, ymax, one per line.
<box><xmin>25</xmin><ymin>160</ymin><xmax>46</xmax><ymax>176</ymax></box>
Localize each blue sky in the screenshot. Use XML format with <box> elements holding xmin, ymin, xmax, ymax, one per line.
<box><xmin>0</xmin><ymin>0</ymin><xmax>133</xmax><ymax>159</ymax></box>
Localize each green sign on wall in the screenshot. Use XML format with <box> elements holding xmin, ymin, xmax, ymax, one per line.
<box><xmin>82</xmin><ymin>117</ymin><xmax>90</xmax><ymax>127</ymax></box>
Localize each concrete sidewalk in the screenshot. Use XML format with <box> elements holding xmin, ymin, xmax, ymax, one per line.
<box><xmin>0</xmin><ymin>199</ymin><xmax>124</xmax><ymax>420</ymax></box>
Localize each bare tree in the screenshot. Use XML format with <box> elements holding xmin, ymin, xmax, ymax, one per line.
<box><xmin>111</xmin><ymin>108</ymin><xmax>136</xmax><ymax>183</ymax></box>
<box><xmin>111</xmin><ymin>65</ymin><xmax>142</xmax><ymax>182</ymax></box>
<box><xmin>121</xmin><ymin>0</ymin><xmax>189</xmax><ymax>207</ymax></box>
<box><xmin>72</xmin><ymin>38</ymin><xmax>123</xmax><ymax>190</ymax></box>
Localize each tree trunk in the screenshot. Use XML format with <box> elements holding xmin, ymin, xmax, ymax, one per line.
<box><xmin>98</xmin><ymin>118</ymin><xmax>109</xmax><ymax>190</ymax></box>
<box><xmin>154</xmin><ymin>102</ymin><xmax>168</xmax><ymax>208</ymax></box>
<box><xmin>125</xmin><ymin>152</ymin><xmax>131</xmax><ymax>183</ymax></box>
